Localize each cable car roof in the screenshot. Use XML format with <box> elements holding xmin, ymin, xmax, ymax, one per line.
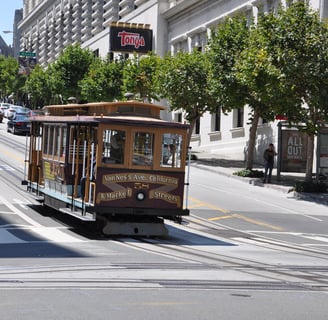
<box><xmin>42</xmin><ymin>100</ymin><xmax>167</xmax><ymax>119</ymax></box>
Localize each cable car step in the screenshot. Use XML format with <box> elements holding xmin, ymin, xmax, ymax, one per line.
<box><xmin>33</xmin><ymin>196</ymin><xmax>44</xmax><ymax>203</ymax></box>
<box><xmin>59</xmin><ymin>208</ymin><xmax>96</xmax><ymax>221</ymax></box>
<box><xmin>102</xmin><ymin>220</ymin><xmax>168</xmax><ymax>237</ymax></box>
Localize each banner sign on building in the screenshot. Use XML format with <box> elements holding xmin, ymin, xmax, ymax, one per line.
<box><xmin>110</xmin><ymin>23</ymin><xmax>153</xmax><ymax>53</ymax></box>
<box><xmin>280</xmin><ymin>130</ymin><xmax>308</xmax><ymax>172</ymax></box>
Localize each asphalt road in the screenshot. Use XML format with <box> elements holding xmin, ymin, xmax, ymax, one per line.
<box><xmin>0</xmin><ymin>120</ymin><xmax>328</xmax><ymax>320</ymax></box>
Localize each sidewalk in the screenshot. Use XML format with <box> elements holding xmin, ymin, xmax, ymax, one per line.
<box><xmin>189</xmin><ymin>150</ymin><xmax>328</xmax><ymax>206</ymax></box>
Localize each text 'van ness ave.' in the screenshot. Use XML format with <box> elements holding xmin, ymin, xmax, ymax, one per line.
<box><xmin>103</xmin><ymin>173</ymin><xmax>178</xmax><ymax>186</ymax></box>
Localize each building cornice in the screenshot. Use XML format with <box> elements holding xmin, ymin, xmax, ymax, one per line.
<box><xmin>161</xmin><ymin>0</ymin><xmax>206</xmax><ymax>19</ymax></box>
<box><xmin>18</xmin><ymin>0</ymin><xmax>53</xmax><ymax>29</ymax></box>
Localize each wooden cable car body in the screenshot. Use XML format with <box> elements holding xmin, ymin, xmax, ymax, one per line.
<box><xmin>25</xmin><ymin>101</ymin><xmax>190</xmax><ymax>236</ymax></box>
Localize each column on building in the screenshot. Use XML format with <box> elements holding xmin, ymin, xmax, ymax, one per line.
<box><xmin>119</xmin><ymin>0</ymin><xmax>135</xmax><ymax>17</ymax></box>
<box><xmin>91</xmin><ymin>1</ymin><xmax>105</xmax><ymax>36</ymax></box>
<box><xmin>135</xmin><ymin>0</ymin><xmax>148</xmax><ymax>6</ymax></box>
<box><xmin>63</xmin><ymin>1</ymin><xmax>74</xmax><ymax>47</ymax></box>
<box><xmin>47</xmin><ymin>10</ymin><xmax>56</xmax><ymax>65</ymax></box>
<box><xmin>104</xmin><ymin>0</ymin><xmax>120</xmax><ymax>26</ymax></box>
<box><xmin>36</xmin><ymin>16</ymin><xmax>44</xmax><ymax>66</ymax></box>
<box><xmin>23</xmin><ymin>0</ymin><xmax>29</xmax><ymax>17</ymax></box>
<box><xmin>72</xmin><ymin>0</ymin><xmax>83</xmax><ymax>43</ymax></box>
<box><xmin>81</xmin><ymin>1</ymin><xmax>93</xmax><ymax>43</ymax></box>
<box><xmin>54</xmin><ymin>2</ymin><xmax>65</xmax><ymax>59</ymax></box>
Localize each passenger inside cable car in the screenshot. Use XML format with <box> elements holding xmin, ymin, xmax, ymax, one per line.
<box><xmin>102</xmin><ymin>129</ymin><xmax>125</xmax><ymax>164</ymax></box>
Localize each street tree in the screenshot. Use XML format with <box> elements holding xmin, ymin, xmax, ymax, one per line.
<box><xmin>232</xmin><ymin>17</ymin><xmax>286</xmax><ymax>169</ymax></box>
<box><xmin>51</xmin><ymin>43</ymin><xmax>95</xmax><ymax>102</ymax></box>
<box><xmin>25</xmin><ymin>64</ymin><xmax>53</xmax><ymax>107</ymax></box>
<box><xmin>256</xmin><ymin>2</ymin><xmax>328</xmax><ymax>181</ymax></box>
<box><xmin>80</xmin><ymin>56</ymin><xmax>125</xmax><ymax>102</ymax></box>
<box><xmin>0</xmin><ymin>55</ymin><xmax>19</xmax><ymax>100</ymax></box>
<box><xmin>208</xmin><ymin>15</ymin><xmax>276</xmax><ymax>170</ymax></box>
<box><xmin>122</xmin><ymin>52</ymin><xmax>161</xmax><ymax>102</ymax></box>
<box><xmin>156</xmin><ymin>49</ymin><xmax>217</xmax><ymax>146</ymax></box>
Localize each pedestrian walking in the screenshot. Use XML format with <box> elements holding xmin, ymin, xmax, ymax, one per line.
<box><xmin>263</xmin><ymin>143</ymin><xmax>276</xmax><ymax>183</ymax></box>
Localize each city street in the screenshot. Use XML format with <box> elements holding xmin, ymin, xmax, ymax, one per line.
<box><xmin>0</xmin><ymin>122</ymin><xmax>328</xmax><ymax>320</ymax></box>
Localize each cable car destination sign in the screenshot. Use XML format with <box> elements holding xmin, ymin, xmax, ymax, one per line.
<box><xmin>110</xmin><ymin>22</ymin><xmax>153</xmax><ymax>53</ymax></box>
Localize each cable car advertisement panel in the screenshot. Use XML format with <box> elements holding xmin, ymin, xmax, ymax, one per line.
<box><xmin>95</xmin><ymin>168</ymin><xmax>185</xmax><ymax>210</ymax></box>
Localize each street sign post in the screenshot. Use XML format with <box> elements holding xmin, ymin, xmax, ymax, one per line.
<box><xmin>19</xmin><ymin>51</ymin><xmax>36</xmax><ymax>57</ymax></box>
<box><xmin>18</xmin><ymin>52</ymin><xmax>37</xmax><ymax>75</ymax></box>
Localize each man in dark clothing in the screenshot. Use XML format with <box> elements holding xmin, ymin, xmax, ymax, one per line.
<box><xmin>263</xmin><ymin>143</ymin><xmax>276</xmax><ymax>183</ymax></box>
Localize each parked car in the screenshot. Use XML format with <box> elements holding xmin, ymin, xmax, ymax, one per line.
<box><xmin>0</xmin><ymin>103</ymin><xmax>12</xmax><ymax>122</ymax></box>
<box><xmin>0</xmin><ymin>103</ymin><xmax>12</xmax><ymax>115</ymax></box>
<box><xmin>5</xmin><ymin>105</ymin><xmax>19</xmax><ymax>119</ymax></box>
<box><xmin>7</xmin><ymin>113</ymin><xmax>31</xmax><ymax>135</ymax></box>
<box><xmin>4</xmin><ymin>105</ymin><xmax>30</xmax><ymax>119</ymax></box>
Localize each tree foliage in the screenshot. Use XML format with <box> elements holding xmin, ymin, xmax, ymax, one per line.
<box><xmin>209</xmin><ymin>3</ymin><xmax>328</xmax><ymax>178</ymax></box>
<box><xmin>122</xmin><ymin>52</ymin><xmax>161</xmax><ymax>102</ymax></box>
<box><xmin>255</xmin><ymin>2</ymin><xmax>328</xmax><ymax>180</ymax></box>
<box><xmin>25</xmin><ymin>64</ymin><xmax>53</xmax><ymax>107</ymax></box>
<box><xmin>0</xmin><ymin>55</ymin><xmax>19</xmax><ymax>100</ymax></box>
<box><xmin>156</xmin><ymin>49</ymin><xmax>217</xmax><ymax>145</ymax></box>
<box><xmin>209</xmin><ymin>16</ymin><xmax>265</xmax><ymax>170</ymax></box>
<box><xmin>259</xmin><ymin>2</ymin><xmax>328</xmax><ymax>130</ymax></box>
<box><xmin>51</xmin><ymin>43</ymin><xmax>95</xmax><ymax>101</ymax></box>
<box><xmin>208</xmin><ymin>16</ymin><xmax>250</xmax><ymax>111</ymax></box>
<box><xmin>80</xmin><ymin>56</ymin><xmax>125</xmax><ymax>102</ymax></box>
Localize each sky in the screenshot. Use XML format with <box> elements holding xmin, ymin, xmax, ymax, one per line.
<box><xmin>1</xmin><ymin>0</ymin><xmax>23</xmax><ymax>45</ymax></box>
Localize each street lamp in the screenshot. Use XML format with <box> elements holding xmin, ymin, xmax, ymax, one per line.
<box><xmin>1</xmin><ymin>30</ymin><xmax>14</xmax><ymax>56</ymax></box>
<box><xmin>2</xmin><ymin>30</ymin><xmax>13</xmax><ymax>42</ymax></box>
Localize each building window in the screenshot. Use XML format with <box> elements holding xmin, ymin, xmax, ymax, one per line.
<box><xmin>194</xmin><ymin>118</ymin><xmax>200</xmax><ymax>134</ymax></box>
<box><xmin>211</xmin><ymin>107</ymin><xmax>221</xmax><ymax>132</ymax></box>
<box><xmin>175</xmin><ymin>112</ymin><xmax>182</xmax><ymax>123</ymax></box>
<box><xmin>233</xmin><ymin>107</ymin><xmax>244</xmax><ymax>128</ymax></box>
<box><xmin>173</xmin><ymin>40</ymin><xmax>188</xmax><ymax>54</ymax></box>
<box><xmin>191</xmin><ymin>33</ymin><xmax>207</xmax><ymax>52</ymax></box>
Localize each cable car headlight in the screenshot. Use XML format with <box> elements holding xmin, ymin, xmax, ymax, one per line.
<box><xmin>136</xmin><ymin>191</ymin><xmax>146</xmax><ymax>201</ymax></box>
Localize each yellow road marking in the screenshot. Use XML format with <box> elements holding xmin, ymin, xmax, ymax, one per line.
<box><xmin>209</xmin><ymin>215</ymin><xmax>233</xmax><ymax>221</ymax></box>
<box><xmin>189</xmin><ymin>197</ymin><xmax>284</xmax><ymax>231</ymax></box>
<box><xmin>0</xmin><ymin>148</ymin><xmax>24</xmax><ymax>163</ymax></box>
<box><xmin>232</xmin><ymin>214</ymin><xmax>284</xmax><ymax>231</ymax></box>
<box><xmin>188</xmin><ymin>197</ymin><xmax>230</xmax><ymax>213</ymax></box>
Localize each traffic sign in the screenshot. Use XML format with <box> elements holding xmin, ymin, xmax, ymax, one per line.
<box><xmin>19</xmin><ymin>51</ymin><xmax>36</xmax><ymax>57</ymax></box>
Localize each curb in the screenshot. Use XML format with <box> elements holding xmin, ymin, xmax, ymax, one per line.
<box><xmin>190</xmin><ymin>161</ymin><xmax>328</xmax><ymax>204</ymax></box>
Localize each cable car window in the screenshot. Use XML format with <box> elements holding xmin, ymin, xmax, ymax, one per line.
<box><xmin>43</xmin><ymin>125</ymin><xmax>55</xmax><ymax>158</ymax></box>
<box><xmin>43</xmin><ymin>126</ymin><xmax>49</xmax><ymax>156</ymax></box>
<box><xmin>53</xmin><ymin>126</ymin><xmax>58</xmax><ymax>158</ymax></box>
<box><xmin>55</xmin><ymin>126</ymin><xmax>66</xmax><ymax>160</ymax></box>
<box><xmin>61</xmin><ymin>127</ymin><xmax>67</xmax><ymax>158</ymax></box>
<box><xmin>133</xmin><ymin>132</ymin><xmax>154</xmax><ymax>166</ymax></box>
<box><xmin>160</xmin><ymin>133</ymin><xmax>183</xmax><ymax>168</ymax></box>
<box><xmin>67</xmin><ymin>126</ymin><xmax>88</xmax><ymax>162</ymax></box>
<box><xmin>102</xmin><ymin>129</ymin><xmax>126</xmax><ymax>164</ymax></box>
<box><xmin>49</xmin><ymin>126</ymin><xmax>55</xmax><ymax>156</ymax></box>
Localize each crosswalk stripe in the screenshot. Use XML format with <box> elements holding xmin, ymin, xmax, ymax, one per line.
<box><xmin>0</xmin><ymin>196</ymin><xmax>84</xmax><ymax>243</ymax></box>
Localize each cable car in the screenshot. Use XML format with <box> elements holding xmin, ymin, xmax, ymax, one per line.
<box><xmin>24</xmin><ymin>100</ymin><xmax>190</xmax><ymax>236</ymax></box>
